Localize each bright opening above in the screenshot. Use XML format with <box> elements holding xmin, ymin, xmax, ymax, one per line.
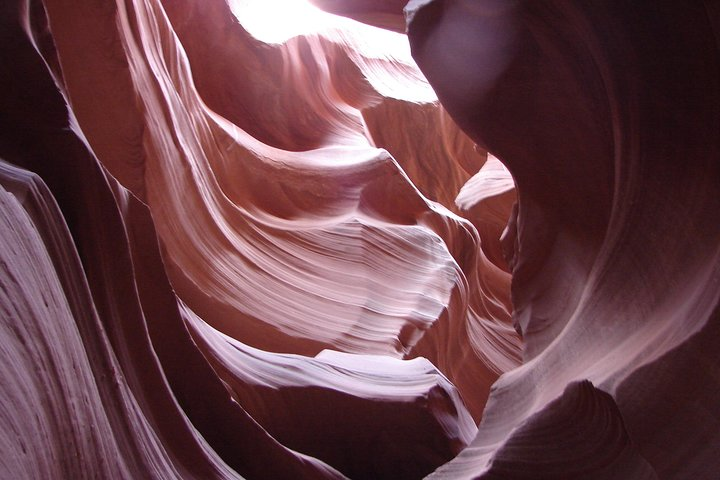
<box><xmin>227</xmin><ymin>0</ymin><xmax>437</xmax><ymax>103</ymax></box>
<box><xmin>227</xmin><ymin>0</ymin><xmax>412</xmax><ymax>59</ymax></box>
<box><xmin>228</xmin><ymin>0</ymin><xmax>344</xmax><ymax>44</ymax></box>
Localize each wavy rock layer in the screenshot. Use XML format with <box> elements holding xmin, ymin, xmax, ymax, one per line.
<box><xmin>3</xmin><ymin>0</ymin><xmax>717</xmax><ymax>478</ymax></box>
<box><xmin>0</xmin><ymin>0</ymin><xmax>519</xmax><ymax>479</ymax></box>
<box><xmin>404</xmin><ymin>0</ymin><xmax>720</xmax><ymax>478</ymax></box>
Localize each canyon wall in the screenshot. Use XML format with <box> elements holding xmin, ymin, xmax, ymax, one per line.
<box><xmin>1</xmin><ymin>0</ymin><xmax>718</xmax><ymax>478</ymax></box>
<box><xmin>405</xmin><ymin>0</ymin><xmax>720</xmax><ymax>478</ymax></box>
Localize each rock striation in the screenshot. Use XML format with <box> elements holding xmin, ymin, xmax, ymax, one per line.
<box><xmin>1</xmin><ymin>0</ymin><xmax>718</xmax><ymax>479</ymax></box>
<box><xmin>1</xmin><ymin>0</ymin><xmax>517</xmax><ymax>478</ymax></box>
<box><xmin>405</xmin><ymin>0</ymin><xmax>720</xmax><ymax>478</ymax></box>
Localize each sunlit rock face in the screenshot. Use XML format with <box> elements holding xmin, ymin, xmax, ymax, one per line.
<box><xmin>2</xmin><ymin>0</ymin><xmax>716</xmax><ymax>478</ymax></box>
<box><xmin>0</xmin><ymin>0</ymin><xmax>519</xmax><ymax>479</ymax></box>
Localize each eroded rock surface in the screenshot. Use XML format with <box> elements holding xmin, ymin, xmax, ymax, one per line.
<box><xmin>1</xmin><ymin>0</ymin><xmax>717</xmax><ymax>479</ymax></box>
<box><xmin>406</xmin><ymin>0</ymin><xmax>720</xmax><ymax>478</ymax></box>
<box><xmin>0</xmin><ymin>0</ymin><xmax>518</xmax><ymax>478</ymax></box>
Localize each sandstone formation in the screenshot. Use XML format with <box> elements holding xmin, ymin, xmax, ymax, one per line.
<box><xmin>405</xmin><ymin>0</ymin><xmax>720</xmax><ymax>478</ymax></box>
<box><xmin>1</xmin><ymin>0</ymin><xmax>718</xmax><ymax>479</ymax></box>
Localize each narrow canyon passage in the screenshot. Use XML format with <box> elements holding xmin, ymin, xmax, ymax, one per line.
<box><xmin>1</xmin><ymin>0</ymin><xmax>718</xmax><ymax>479</ymax></box>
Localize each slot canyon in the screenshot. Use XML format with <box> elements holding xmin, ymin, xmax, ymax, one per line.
<box><xmin>1</xmin><ymin>0</ymin><xmax>718</xmax><ymax>478</ymax></box>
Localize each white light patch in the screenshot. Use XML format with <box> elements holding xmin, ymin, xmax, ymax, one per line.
<box><xmin>228</xmin><ymin>0</ymin><xmax>341</xmax><ymax>44</ymax></box>
<box><xmin>228</xmin><ymin>0</ymin><xmax>437</xmax><ymax>102</ymax></box>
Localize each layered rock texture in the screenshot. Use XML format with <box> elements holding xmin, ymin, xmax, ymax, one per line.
<box><xmin>1</xmin><ymin>0</ymin><xmax>718</xmax><ymax>478</ymax></box>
